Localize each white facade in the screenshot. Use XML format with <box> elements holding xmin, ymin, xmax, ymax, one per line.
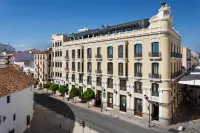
<box><xmin>0</xmin><ymin>86</ymin><xmax>34</xmax><ymax>133</ymax></box>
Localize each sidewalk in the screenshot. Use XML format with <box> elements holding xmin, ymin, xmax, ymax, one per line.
<box><xmin>35</xmin><ymin>90</ymin><xmax>200</xmax><ymax>133</ymax></box>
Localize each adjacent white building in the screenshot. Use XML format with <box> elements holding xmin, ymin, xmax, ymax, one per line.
<box><xmin>0</xmin><ymin>54</ymin><xmax>35</xmax><ymax>133</ymax></box>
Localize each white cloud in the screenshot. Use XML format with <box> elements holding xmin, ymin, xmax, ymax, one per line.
<box><xmin>46</xmin><ymin>40</ymin><xmax>52</xmax><ymax>44</ymax></box>
<box><xmin>12</xmin><ymin>44</ymin><xmax>26</xmax><ymax>47</ymax></box>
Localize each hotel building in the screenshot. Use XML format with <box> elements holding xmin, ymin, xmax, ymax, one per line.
<box><xmin>52</xmin><ymin>3</ymin><xmax>183</xmax><ymax>125</ymax></box>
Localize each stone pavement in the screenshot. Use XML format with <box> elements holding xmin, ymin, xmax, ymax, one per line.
<box><xmin>35</xmin><ymin>90</ymin><xmax>200</xmax><ymax>133</ymax></box>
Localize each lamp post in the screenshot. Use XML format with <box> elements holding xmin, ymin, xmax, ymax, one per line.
<box><xmin>144</xmin><ymin>95</ymin><xmax>151</xmax><ymax>128</ymax></box>
<box><xmin>101</xmin><ymin>88</ymin><xmax>105</xmax><ymax>112</ymax></box>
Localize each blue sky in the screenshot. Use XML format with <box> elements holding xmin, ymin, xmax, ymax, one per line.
<box><xmin>0</xmin><ymin>0</ymin><xmax>199</xmax><ymax>51</ymax></box>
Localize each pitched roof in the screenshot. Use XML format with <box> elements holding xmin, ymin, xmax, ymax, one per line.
<box><xmin>0</xmin><ymin>65</ymin><xmax>36</xmax><ymax>97</ymax></box>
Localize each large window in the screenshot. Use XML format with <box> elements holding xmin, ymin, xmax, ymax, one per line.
<box><xmin>152</xmin><ymin>83</ymin><xmax>159</xmax><ymax>97</ymax></box>
<box><xmin>87</xmin><ymin>76</ymin><xmax>92</xmax><ymax>85</ymax></box>
<box><xmin>78</xmin><ymin>62</ymin><xmax>80</xmax><ymax>72</ymax></box>
<box><xmin>107</xmin><ymin>46</ymin><xmax>113</xmax><ymax>58</ymax></box>
<box><xmin>87</xmin><ymin>62</ymin><xmax>92</xmax><ymax>72</ymax></box>
<box><xmin>134</xmin><ymin>82</ymin><xmax>142</xmax><ymax>94</ymax></box>
<box><xmin>134</xmin><ymin>44</ymin><xmax>142</xmax><ymax>57</ymax></box>
<box><xmin>134</xmin><ymin>63</ymin><xmax>142</xmax><ymax>76</ymax></box>
<box><xmin>96</xmin><ymin>77</ymin><xmax>102</xmax><ymax>86</ymax></box>
<box><xmin>79</xmin><ymin>74</ymin><xmax>83</xmax><ymax>83</ymax></box>
<box><xmin>107</xmin><ymin>62</ymin><xmax>113</xmax><ymax>74</ymax></box>
<box><xmin>152</xmin><ymin>42</ymin><xmax>159</xmax><ymax>53</ymax></box>
<box><xmin>97</xmin><ymin>47</ymin><xmax>101</xmax><ymax>56</ymax></box>
<box><xmin>66</xmin><ymin>50</ymin><xmax>68</xmax><ymax>56</ymax></box>
<box><xmin>72</xmin><ymin>50</ymin><xmax>75</xmax><ymax>59</ymax></box>
<box><xmin>120</xmin><ymin>80</ymin><xmax>126</xmax><ymax>91</ymax></box>
<box><xmin>152</xmin><ymin>63</ymin><xmax>159</xmax><ymax>74</ymax></box>
<box><xmin>72</xmin><ymin>62</ymin><xmax>75</xmax><ymax>71</ymax></box>
<box><xmin>87</xmin><ymin>48</ymin><xmax>92</xmax><ymax>58</ymax></box>
<box><xmin>135</xmin><ymin>98</ymin><xmax>142</xmax><ymax>117</ymax></box>
<box><xmin>77</xmin><ymin>49</ymin><xmax>81</xmax><ymax>58</ymax></box>
<box><xmin>118</xmin><ymin>45</ymin><xmax>123</xmax><ymax>58</ymax></box>
<box><xmin>72</xmin><ymin>74</ymin><xmax>75</xmax><ymax>82</ymax></box>
<box><xmin>107</xmin><ymin>78</ymin><xmax>113</xmax><ymax>88</ymax></box>
<box><xmin>118</xmin><ymin>63</ymin><xmax>123</xmax><ymax>76</ymax></box>
<box><xmin>97</xmin><ymin>62</ymin><xmax>101</xmax><ymax>71</ymax></box>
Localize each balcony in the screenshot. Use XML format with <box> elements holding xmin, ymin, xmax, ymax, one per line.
<box><xmin>134</xmin><ymin>53</ymin><xmax>142</xmax><ymax>59</ymax></box>
<box><xmin>87</xmin><ymin>69</ymin><xmax>92</xmax><ymax>74</ymax></box>
<box><xmin>96</xmin><ymin>82</ymin><xmax>102</xmax><ymax>87</ymax></box>
<box><xmin>171</xmin><ymin>52</ymin><xmax>176</xmax><ymax>58</ymax></box>
<box><xmin>65</xmin><ymin>56</ymin><xmax>69</xmax><ymax>61</ymax></box>
<box><xmin>95</xmin><ymin>54</ymin><xmax>102</xmax><ymax>61</ymax></box>
<box><xmin>149</xmin><ymin>73</ymin><xmax>161</xmax><ymax>81</ymax></box>
<box><xmin>79</xmin><ymin>79</ymin><xmax>83</xmax><ymax>83</ymax></box>
<box><xmin>95</xmin><ymin>70</ymin><xmax>102</xmax><ymax>75</ymax></box>
<box><xmin>107</xmin><ymin>70</ymin><xmax>113</xmax><ymax>76</ymax></box>
<box><xmin>72</xmin><ymin>68</ymin><xmax>76</xmax><ymax>72</ymax></box>
<box><xmin>152</xmin><ymin>92</ymin><xmax>159</xmax><ymax>97</ymax></box>
<box><xmin>107</xmin><ymin>55</ymin><xmax>113</xmax><ymax>61</ymax></box>
<box><xmin>120</xmin><ymin>86</ymin><xmax>126</xmax><ymax>91</ymax></box>
<box><xmin>87</xmin><ymin>81</ymin><xmax>92</xmax><ymax>85</ymax></box>
<box><xmin>134</xmin><ymin>89</ymin><xmax>142</xmax><ymax>94</ymax></box>
<box><xmin>87</xmin><ymin>55</ymin><xmax>92</xmax><ymax>61</ymax></box>
<box><xmin>134</xmin><ymin>73</ymin><xmax>142</xmax><ymax>78</ymax></box>
<box><xmin>149</xmin><ymin>52</ymin><xmax>162</xmax><ymax>60</ymax></box>
<box><xmin>107</xmin><ymin>84</ymin><xmax>113</xmax><ymax>89</ymax></box>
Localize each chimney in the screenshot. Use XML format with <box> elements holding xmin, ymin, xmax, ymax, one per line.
<box><xmin>161</xmin><ymin>2</ymin><xmax>166</xmax><ymax>7</ymax></box>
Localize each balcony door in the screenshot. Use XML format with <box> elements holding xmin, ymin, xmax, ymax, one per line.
<box><xmin>97</xmin><ymin>47</ymin><xmax>101</xmax><ymax>56</ymax></box>
<box><xmin>152</xmin><ymin>63</ymin><xmax>159</xmax><ymax>75</ymax></box>
<box><xmin>135</xmin><ymin>63</ymin><xmax>142</xmax><ymax>75</ymax></box>
<box><xmin>152</xmin><ymin>42</ymin><xmax>159</xmax><ymax>54</ymax></box>
<box><xmin>107</xmin><ymin>46</ymin><xmax>113</xmax><ymax>58</ymax></box>
<box><xmin>134</xmin><ymin>44</ymin><xmax>142</xmax><ymax>57</ymax></box>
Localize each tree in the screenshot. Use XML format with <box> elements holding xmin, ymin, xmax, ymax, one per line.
<box><xmin>50</xmin><ymin>84</ymin><xmax>59</xmax><ymax>96</ymax></box>
<box><xmin>58</xmin><ymin>85</ymin><xmax>67</xmax><ymax>99</ymax></box>
<box><xmin>69</xmin><ymin>87</ymin><xmax>80</xmax><ymax>103</ymax></box>
<box><xmin>45</xmin><ymin>83</ymin><xmax>51</xmax><ymax>93</ymax></box>
<box><xmin>83</xmin><ymin>89</ymin><xmax>95</xmax><ymax>108</ymax></box>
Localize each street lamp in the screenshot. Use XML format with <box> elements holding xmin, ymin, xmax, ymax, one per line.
<box><xmin>101</xmin><ymin>88</ymin><xmax>105</xmax><ymax>112</ymax></box>
<box><xmin>144</xmin><ymin>95</ymin><xmax>151</xmax><ymax>128</ymax></box>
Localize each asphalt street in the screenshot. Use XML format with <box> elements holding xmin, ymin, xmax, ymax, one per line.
<box><xmin>34</xmin><ymin>93</ymin><xmax>157</xmax><ymax>133</ymax></box>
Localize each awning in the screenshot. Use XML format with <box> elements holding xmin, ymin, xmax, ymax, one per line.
<box><xmin>179</xmin><ymin>66</ymin><xmax>200</xmax><ymax>86</ymax></box>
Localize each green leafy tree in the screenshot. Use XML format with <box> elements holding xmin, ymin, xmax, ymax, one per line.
<box><xmin>45</xmin><ymin>83</ymin><xmax>51</xmax><ymax>93</ymax></box>
<box><xmin>69</xmin><ymin>87</ymin><xmax>80</xmax><ymax>103</ymax></box>
<box><xmin>50</xmin><ymin>84</ymin><xmax>59</xmax><ymax>96</ymax></box>
<box><xmin>83</xmin><ymin>89</ymin><xmax>95</xmax><ymax>107</ymax></box>
<box><xmin>58</xmin><ymin>85</ymin><xmax>67</xmax><ymax>99</ymax></box>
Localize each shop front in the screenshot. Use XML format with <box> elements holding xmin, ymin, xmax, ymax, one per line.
<box><xmin>120</xmin><ymin>95</ymin><xmax>126</xmax><ymax>112</ymax></box>
<box><xmin>107</xmin><ymin>92</ymin><xmax>113</xmax><ymax>108</ymax></box>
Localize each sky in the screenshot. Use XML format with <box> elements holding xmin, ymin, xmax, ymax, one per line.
<box><xmin>0</xmin><ymin>0</ymin><xmax>199</xmax><ymax>51</ymax></box>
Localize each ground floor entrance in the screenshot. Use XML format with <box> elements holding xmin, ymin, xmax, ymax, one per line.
<box><xmin>152</xmin><ymin>102</ymin><xmax>159</xmax><ymax>121</ymax></box>
<box><xmin>120</xmin><ymin>95</ymin><xmax>126</xmax><ymax>112</ymax></box>
<box><xmin>107</xmin><ymin>92</ymin><xmax>113</xmax><ymax>108</ymax></box>
<box><xmin>95</xmin><ymin>90</ymin><xmax>102</xmax><ymax>107</ymax></box>
<box><xmin>79</xmin><ymin>86</ymin><xmax>83</xmax><ymax>99</ymax></box>
<box><xmin>134</xmin><ymin>98</ymin><xmax>142</xmax><ymax>117</ymax></box>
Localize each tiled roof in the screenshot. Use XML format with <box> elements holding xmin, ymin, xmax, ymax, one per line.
<box><xmin>0</xmin><ymin>65</ymin><xmax>36</xmax><ymax>97</ymax></box>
